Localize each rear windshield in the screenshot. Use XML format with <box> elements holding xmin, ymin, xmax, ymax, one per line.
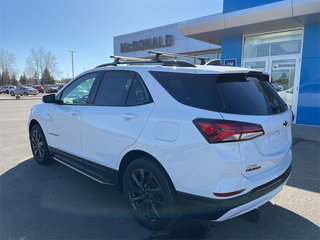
<box><xmin>150</xmin><ymin>71</ymin><xmax>288</xmax><ymax>115</ymax></box>
<box><xmin>198</xmin><ymin>73</ymin><xmax>288</xmax><ymax>115</ymax></box>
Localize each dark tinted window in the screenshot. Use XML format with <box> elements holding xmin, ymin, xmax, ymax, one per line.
<box><xmin>95</xmin><ymin>71</ymin><xmax>152</xmax><ymax>106</ymax></box>
<box><xmin>149</xmin><ymin>71</ymin><xmax>216</xmax><ymax>111</ymax></box>
<box><xmin>198</xmin><ymin>73</ymin><xmax>288</xmax><ymax>115</ymax></box>
<box><xmin>126</xmin><ymin>74</ymin><xmax>152</xmax><ymax>106</ymax></box>
<box><xmin>95</xmin><ymin>71</ymin><xmax>135</xmax><ymax>106</ymax></box>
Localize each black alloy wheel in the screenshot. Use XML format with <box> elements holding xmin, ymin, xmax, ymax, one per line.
<box><xmin>30</xmin><ymin>125</ymin><xmax>53</xmax><ymax>165</ymax></box>
<box><xmin>32</xmin><ymin>129</ymin><xmax>44</xmax><ymax>159</ymax></box>
<box><xmin>123</xmin><ymin>158</ymin><xmax>180</xmax><ymax>230</ymax></box>
<box><xmin>129</xmin><ymin>168</ymin><xmax>165</xmax><ymax>223</ymax></box>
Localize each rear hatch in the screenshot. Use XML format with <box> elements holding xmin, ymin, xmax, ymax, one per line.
<box><xmin>197</xmin><ymin>71</ymin><xmax>293</xmax><ymax>177</ymax></box>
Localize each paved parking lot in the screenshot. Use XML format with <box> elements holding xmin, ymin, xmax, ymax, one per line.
<box><xmin>0</xmin><ymin>93</ymin><xmax>319</xmax><ymax>239</ymax></box>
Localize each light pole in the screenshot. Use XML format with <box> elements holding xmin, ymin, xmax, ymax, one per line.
<box><xmin>68</xmin><ymin>51</ymin><xmax>76</xmax><ymax>78</ymax></box>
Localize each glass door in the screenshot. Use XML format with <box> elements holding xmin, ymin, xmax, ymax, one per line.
<box><xmin>269</xmin><ymin>56</ymin><xmax>300</xmax><ymax>119</ymax></box>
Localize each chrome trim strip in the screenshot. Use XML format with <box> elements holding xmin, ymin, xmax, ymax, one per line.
<box><xmin>53</xmin><ymin>157</ymin><xmax>114</xmax><ymax>186</ymax></box>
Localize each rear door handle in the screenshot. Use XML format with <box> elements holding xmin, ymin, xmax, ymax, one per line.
<box><xmin>121</xmin><ymin>113</ymin><xmax>138</xmax><ymax>119</ymax></box>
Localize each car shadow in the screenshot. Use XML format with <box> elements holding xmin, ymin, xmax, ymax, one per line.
<box><xmin>287</xmin><ymin>138</ymin><xmax>320</xmax><ymax>194</ymax></box>
<box><xmin>0</xmin><ymin>158</ymin><xmax>152</xmax><ymax>239</ymax></box>
<box><xmin>147</xmin><ymin>203</ymin><xmax>319</xmax><ymax>239</ymax></box>
<box><xmin>1</xmin><ymin>157</ymin><xmax>319</xmax><ymax>239</ymax></box>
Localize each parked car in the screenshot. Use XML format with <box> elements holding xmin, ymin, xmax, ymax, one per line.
<box><xmin>1</xmin><ymin>85</ymin><xmax>16</xmax><ymax>94</ymax></box>
<box><xmin>45</xmin><ymin>87</ymin><xmax>58</xmax><ymax>93</ymax></box>
<box><xmin>10</xmin><ymin>86</ymin><xmax>38</xmax><ymax>96</ymax></box>
<box><xmin>57</xmin><ymin>84</ymin><xmax>65</xmax><ymax>90</ymax></box>
<box><xmin>32</xmin><ymin>85</ymin><xmax>45</xmax><ymax>93</ymax></box>
<box><xmin>28</xmin><ymin>53</ymin><xmax>293</xmax><ymax>231</ymax></box>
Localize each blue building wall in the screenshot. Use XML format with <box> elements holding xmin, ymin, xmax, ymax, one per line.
<box><xmin>221</xmin><ymin>35</ymin><xmax>243</xmax><ymax>67</ymax></box>
<box><xmin>296</xmin><ymin>23</ymin><xmax>320</xmax><ymax>126</ymax></box>
<box><xmin>221</xmin><ymin>0</ymin><xmax>320</xmax><ymax>126</ymax></box>
<box><xmin>223</xmin><ymin>0</ymin><xmax>283</xmax><ymax>13</ymax></box>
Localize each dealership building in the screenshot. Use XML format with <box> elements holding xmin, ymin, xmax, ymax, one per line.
<box><xmin>114</xmin><ymin>0</ymin><xmax>320</xmax><ymax>127</ymax></box>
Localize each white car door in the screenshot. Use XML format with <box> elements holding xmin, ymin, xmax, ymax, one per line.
<box><xmin>80</xmin><ymin>71</ymin><xmax>154</xmax><ymax>175</ymax></box>
<box><xmin>46</xmin><ymin>72</ymin><xmax>100</xmax><ymax>170</ymax></box>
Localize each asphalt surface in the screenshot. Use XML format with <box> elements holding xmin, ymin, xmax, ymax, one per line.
<box><xmin>0</xmin><ymin>93</ymin><xmax>319</xmax><ymax>240</ymax></box>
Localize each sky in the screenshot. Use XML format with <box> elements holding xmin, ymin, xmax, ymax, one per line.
<box><xmin>0</xmin><ymin>0</ymin><xmax>223</xmax><ymax>80</ymax></box>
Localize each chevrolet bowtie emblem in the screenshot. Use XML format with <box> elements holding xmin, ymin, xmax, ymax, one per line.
<box><xmin>282</xmin><ymin>120</ymin><xmax>288</xmax><ymax>127</ymax></box>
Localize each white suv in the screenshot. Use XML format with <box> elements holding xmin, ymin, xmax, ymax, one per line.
<box><xmin>28</xmin><ymin>53</ymin><xmax>292</xmax><ymax>230</ymax></box>
<box><xmin>1</xmin><ymin>85</ymin><xmax>16</xmax><ymax>94</ymax></box>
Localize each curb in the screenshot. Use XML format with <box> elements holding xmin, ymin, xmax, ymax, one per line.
<box><xmin>292</xmin><ymin>124</ymin><xmax>320</xmax><ymax>142</ymax></box>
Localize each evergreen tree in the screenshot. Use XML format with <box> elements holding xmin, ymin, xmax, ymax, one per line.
<box><xmin>41</xmin><ymin>67</ymin><xmax>55</xmax><ymax>85</ymax></box>
<box><xmin>10</xmin><ymin>72</ymin><xmax>18</xmax><ymax>86</ymax></box>
<box><xmin>20</xmin><ymin>72</ymin><xmax>28</xmax><ymax>85</ymax></box>
<box><xmin>2</xmin><ymin>70</ymin><xmax>10</xmax><ymax>85</ymax></box>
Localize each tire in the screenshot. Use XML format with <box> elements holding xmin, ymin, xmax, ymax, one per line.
<box><xmin>10</xmin><ymin>91</ymin><xmax>15</xmax><ymax>96</ymax></box>
<box><xmin>24</xmin><ymin>92</ymin><xmax>28</xmax><ymax>96</ymax></box>
<box><xmin>30</xmin><ymin>124</ymin><xmax>53</xmax><ymax>165</ymax></box>
<box><xmin>6</xmin><ymin>90</ymin><xmax>9</xmax><ymax>94</ymax></box>
<box><xmin>123</xmin><ymin>158</ymin><xmax>180</xmax><ymax>230</ymax></box>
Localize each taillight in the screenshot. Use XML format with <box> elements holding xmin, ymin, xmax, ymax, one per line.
<box><xmin>292</xmin><ymin>110</ymin><xmax>295</xmax><ymax>122</ymax></box>
<box><xmin>213</xmin><ymin>189</ymin><xmax>245</xmax><ymax>197</ymax></box>
<box><xmin>29</xmin><ymin>90</ymin><xmax>32</xmax><ymax>92</ymax></box>
<box><xmin>193</xmin><ymin>118</ymin><xmax>264</xmax><ymax>143</ymax></box>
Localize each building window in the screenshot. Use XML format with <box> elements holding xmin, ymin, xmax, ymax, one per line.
<box><xmin>244</xmin><ymin>30</ymin><xmax>303</xmax><ymax>58</ymax></box>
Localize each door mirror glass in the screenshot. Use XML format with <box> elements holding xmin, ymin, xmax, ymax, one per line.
<box><xmin>42</xmin><ymin>94</ymin><xmax>56</xmax><ymax>103</ymax></box>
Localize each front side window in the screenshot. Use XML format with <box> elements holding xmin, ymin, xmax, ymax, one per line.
<box><xmin>60</xmin><ymin>72</ymin><xmax>98</xmax><ymax>105</ymax></box>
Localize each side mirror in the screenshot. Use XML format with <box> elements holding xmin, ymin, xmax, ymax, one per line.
<box><xmin>42</xmin><ymin>94</ymin><xmax>56</xmax><ymax>103</ymax></box>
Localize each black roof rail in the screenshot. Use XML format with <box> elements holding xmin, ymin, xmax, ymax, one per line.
<box><xmin>148</xmin><ymin>50</ymin><xmax>209</xmax><ymax>65</ymax></box>
<box><xmin>205</xmin><ymin>59</ymin><xmax>222</xmax><ymax>66</ymax></box>
<box><xmin>162</xmin><ymin>61</ymin><xmax>195</xmax><ymax>67</ymax></box>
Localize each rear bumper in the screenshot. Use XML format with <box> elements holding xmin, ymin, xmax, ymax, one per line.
<box><xmin>177</xmin><ymin>163</ymin><xmax>292</xmax><ymax>220</ymax></box>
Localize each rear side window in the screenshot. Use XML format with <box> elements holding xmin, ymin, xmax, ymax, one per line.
<box><xmin>94</xmin><ymin>71</ymin><xmax>152</xmax><ymax>106</ymax></box>
<box><xmin>198</xmin><ymin>73</ymin><xmax>288</xmax><ymax>115</ymax></box>
<box><xmin>149</xmin><ymin>71</ymin><xmax>216</xmax><ymax>111</ymax></box>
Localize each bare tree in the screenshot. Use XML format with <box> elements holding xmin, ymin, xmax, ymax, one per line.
<box><xmin>0</xmin><ymin>48</ymin><xmax>17</xmax><ymax>85</ymax></box>
<box><xmin>44</xmin><ymin>51</ymin><xmax>61</xmax><ymax>77</ymax></box>
<box><xmin>24</xmin><ymin>67</ymin><xmax>36</xmax><ymax>86</ymax></box>
<box><xmin>25</xmin><ymin>47</ymin><xmax>62</xmax><ymax>84</ymax></box>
